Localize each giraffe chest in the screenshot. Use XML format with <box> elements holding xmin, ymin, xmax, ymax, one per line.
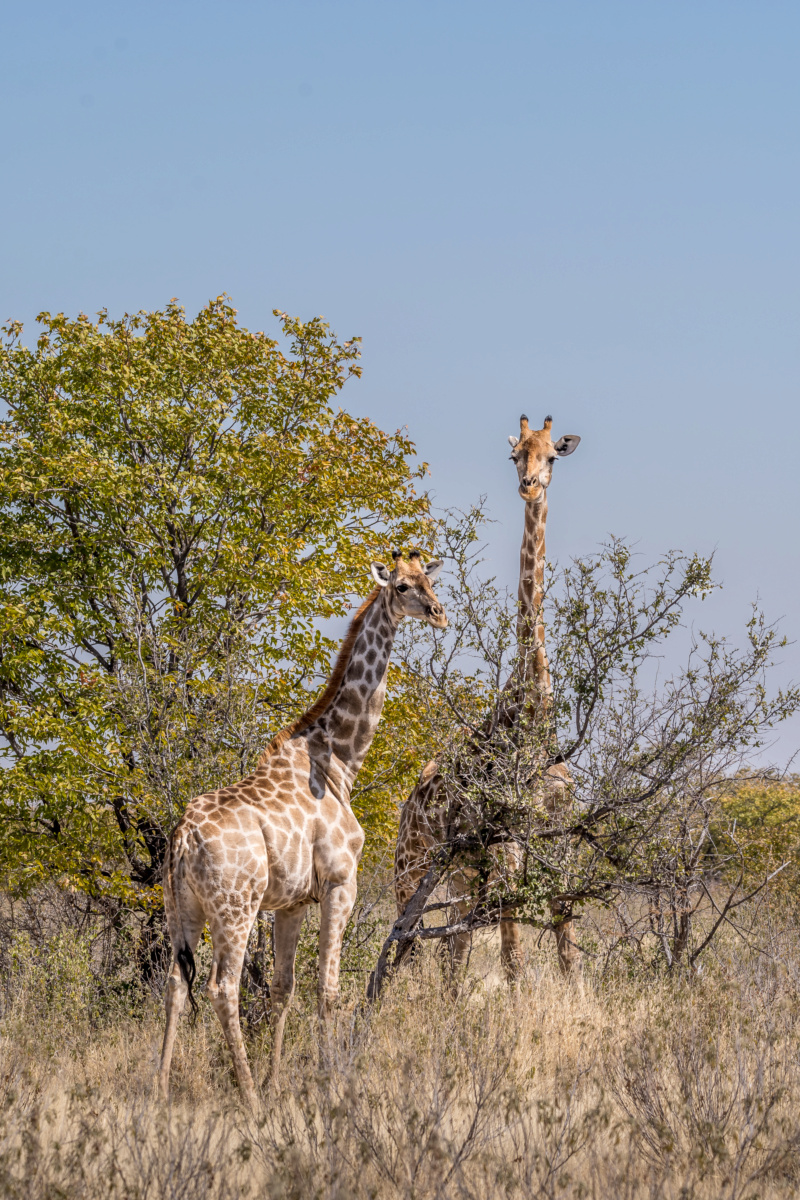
<box><xmin>256</xmin><ymin>817</ymin><xmax>356</xmax><ymax>909</ymax></box>
<box><xmin>252</xmin><ymin>788</ymin><xmax>364</xmax><ymax>907</ymax></box>
<box><xmin>185</xmin><ymin>743</ymin><xmax>364</xmax><ymax>910</ymax></box>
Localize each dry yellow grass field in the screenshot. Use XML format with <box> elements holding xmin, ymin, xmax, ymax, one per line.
<box><xmin>2</xmin><ymin>898</ymin><xmax>800</xmax><ymax>1200</ymax></box>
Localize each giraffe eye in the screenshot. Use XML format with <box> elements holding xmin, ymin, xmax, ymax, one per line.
<box><xmin>396</xmin><ymin>583</ymin><xmax>409</xmax><ymax>593</ymax></box>
<box><xmin>548</xmin><ymin>456</ymin><xmax>556</xmax><ymax>464</ymax></box>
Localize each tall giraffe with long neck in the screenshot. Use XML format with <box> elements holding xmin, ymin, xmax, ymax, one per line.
<box><xmin>394</xmin><ymin>415</ymin><xmax>580</xmax><ymax>978</ymax></box>
<box><xmin>159</xmin><ymin>553</ymin><xmax>446</xmax><ymax>1107</ymax></box>
<box><xmin>508</xmin><ymin>413</ymin><xmax>581</xmax><ymax>973</ymax></box>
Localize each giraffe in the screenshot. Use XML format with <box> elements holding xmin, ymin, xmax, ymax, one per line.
<box><xmin>158</xmin><ymin>552</ymin><xmax>446</xmax><ymax>1108</ymax></box>
<box><xmin>394</xmin><ymin>415</ymin><xmax>581</xmax><ymax>980</ymax></box>
<box><xmin>507</xmin><ymin>413</ymin><xmax>581</xmax><ymax>972</ymax></box>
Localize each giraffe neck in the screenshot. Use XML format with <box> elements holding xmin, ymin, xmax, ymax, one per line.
<box><xmin>517</xmin><ymin>495</ymin><xmax>551</xmax><ymax>696</ymax></box>
<box><xmin>307</xmin><ymin>588</ymin><xmax>398</xmax><ymax>787</ymax></box>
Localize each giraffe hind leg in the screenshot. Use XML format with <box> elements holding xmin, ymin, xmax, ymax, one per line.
<box><xmin>206</xmin><ymin>899</ymin><xmax>264</xmax><ymax>1110</ymax></box>
<box><xmin>159</xmin><ymin>886</ymin><xmax>205</xmax><ymax>1102</ymax></box>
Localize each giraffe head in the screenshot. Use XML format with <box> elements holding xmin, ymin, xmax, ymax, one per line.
<box><xmin>508</xmin><ymin>415</ymin><xmax>580</xmax><ymax>502</ymax></box>
<box><xmin>370</xmin><ymin>551</ymin><xmax>447</xmax><ymax>628</ymax></box>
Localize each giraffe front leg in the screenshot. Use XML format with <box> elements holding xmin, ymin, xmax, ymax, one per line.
<box><xmin>442</xmin><ymin>869</ymin><xmax>473</xmax><ymax>996</ymax></box>
<box><xmin>550</xmin><ymin>900</ymin><xmax>580</xmax><ymax>976</ymax></box>
<box><xmin>444</xmin><ymin>918</ymin><xmax>473</xmax><ymax>994</ymax></box>
<box><xmin>500</xmin><ymin>914</ymin><xmax>523</xmax><ymax>982</ymax></box>
<box><xmin>499</xmin><ymin>843</ymin><xmax>523</xmax><ymax>983</ymax></box>
<box><xmin>317</xmin><ymin>876</ymin><xmax>358</xmax><ymax>1040</ymax></box>
<box><xmin>268</xmin><ymin>905</ymin><xmax>309</xmax><ymax>1084</ymax></box>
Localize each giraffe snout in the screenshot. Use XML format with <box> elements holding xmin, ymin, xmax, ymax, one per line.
<box><xmin>426</xmin><ymin>602</ymin><xmax>447</xmax><ymax>627</ymax></box>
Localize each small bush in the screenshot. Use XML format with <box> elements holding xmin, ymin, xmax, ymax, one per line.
<box><xmin>715</xmin><ymin>776</ymin><xmax>800</xmax><ymax>899</ymax></box>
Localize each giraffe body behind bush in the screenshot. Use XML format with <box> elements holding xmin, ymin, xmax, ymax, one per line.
<box><xmin>394</xmin><ymin>416</ymin><xmax>581</xmax><ymax>979</ymax></box>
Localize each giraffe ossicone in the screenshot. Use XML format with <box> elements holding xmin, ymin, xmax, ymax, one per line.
<box><xmin>394</xmin><ymin>414</ymin><xmax>581</xmax><ymax>981</ymax></box>
<box><xmin>158</xmin><ymin>553</ymin><xmax>446</xmax><ymax>1108</ymax></box>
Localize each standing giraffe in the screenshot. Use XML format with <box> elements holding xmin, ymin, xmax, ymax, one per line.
<box><xmin>507</xmin><ymin>413</ymin><xmax>581</xmax><ymax>971</ymax></box>
<box><xmin>394</xmin><ymin>415</ymin><xmax>580</xmax><ymax>979</ymax></box>
<box><xmin>159</xmin><ymin>553</ymin><xmax>446</xmax><ymax>1107</ymax></box>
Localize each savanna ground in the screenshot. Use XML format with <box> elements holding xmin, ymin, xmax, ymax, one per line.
<box><xmin>2</xmin><ymin>880</ymin><xmax>800</xmax><ymax>1200</ymax></box>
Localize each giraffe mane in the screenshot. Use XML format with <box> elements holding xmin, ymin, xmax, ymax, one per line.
<box><xmin>257</xmin><ymin>587</ymin><xmax>382</xmax><ymax>766</ymax></box>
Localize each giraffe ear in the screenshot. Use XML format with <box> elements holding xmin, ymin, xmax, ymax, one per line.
<box><xmin>423</xmin><ymin>559</ymin><xmax>443</xmax><ymax>583</ymax></box>
<box><xmin>508</xmin><ymin>435</ymin><xmax>519</xmax><ymax>448</ymax></box>
<box><xmin>553</xmin><ymin>434</ymin><xmax>581</xmax><ymax>457</ymax></box>
<box><xmin>370</xmin><ymin>562</ymin><xmax>391</xmax><ymax>588</ymax></box>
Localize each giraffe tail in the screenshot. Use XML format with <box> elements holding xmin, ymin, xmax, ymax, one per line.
<box><xmin>163</xmin><ymin>828</ymin><xmax>198</xmax><ymax>1020</ymax></box>
<box><xmin>176</xmin><ymin>945</ymin><xmax>198</xmax><ymax>1020</ymax></box>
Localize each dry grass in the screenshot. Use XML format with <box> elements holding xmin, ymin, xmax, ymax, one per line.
<box><xmin>2</xmin><ymin>905</ymin><xmax>800</xmax><ymax>1199</ymax></box>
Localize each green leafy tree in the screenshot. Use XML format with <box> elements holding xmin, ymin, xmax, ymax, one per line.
<box><xmin>0</xmin><ymin>297</ymin><xmax>431</xmax><ymax>916</ymax></box>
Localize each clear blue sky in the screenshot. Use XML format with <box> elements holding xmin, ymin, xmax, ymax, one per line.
<box><xmin>3</xmin><ymin>1</ymin><xmax>799</xmax><ymax>760</ymax></box>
